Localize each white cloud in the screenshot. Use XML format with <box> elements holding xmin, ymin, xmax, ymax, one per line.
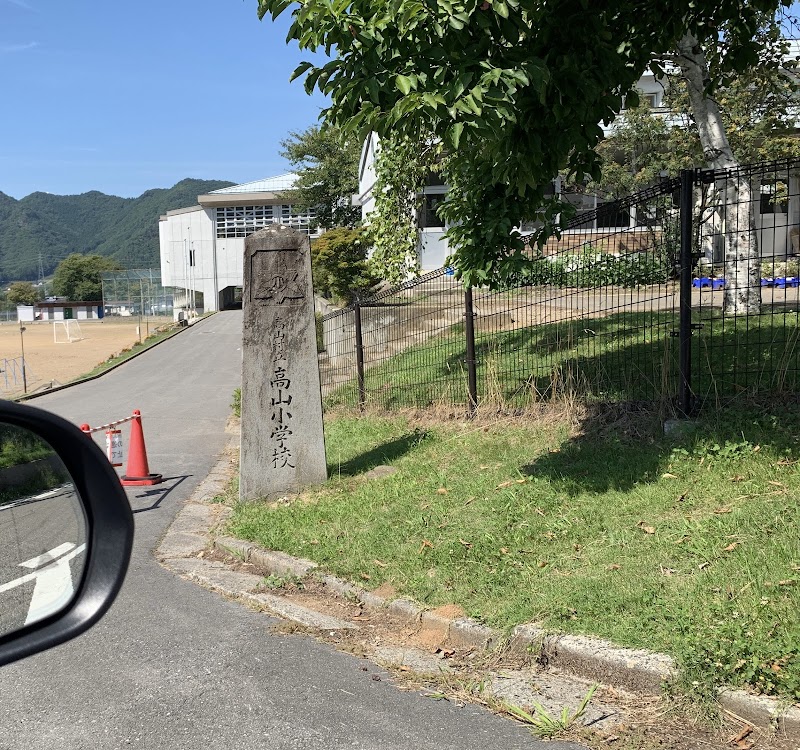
<box><xmin>0</xmin><ymin>41</ymin><xmax>39</xmax><ymax>53</ymax></box>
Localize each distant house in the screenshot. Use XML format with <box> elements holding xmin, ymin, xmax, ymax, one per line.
<box><xmin>158</xmin><ymin>174</ymin><xmax>323</xmax><ymax>313</ymax></box>
<box><xmin>17</xmin><ymin>300</ymin><xmax>103</xmax><ymax>323</ymax></box>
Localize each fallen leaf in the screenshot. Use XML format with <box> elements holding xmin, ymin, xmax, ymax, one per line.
<box><xmin>479</xmin><ymin>465</ymin><xmax>490</xmax><ymax>470</ymax></box>
<box><xmin>660</xmin><ymin>566</ymin><xmax>676</xmax><ymax>576</ymax></box>
<box><xmin>730</xmin><ymin>475</ymin><xmax>745</xmax><ymax>483</ymax></box>
<box><xmin>373</xmin><ymin>559</ymin><xmax>388</xmax><ymax>568</ymax></box>
<box><xmin>677</xmin><ymin>491</ymin><xmax>689</xmax><ymax>502</ymax></box>
<box><xmin>360</xmin><ymin>572</ymin><xmax>371</xmax><ymax>580</ymax></box>
<box><xmin>778</xmin><ymin>579</ymin><xmax>796</xmax><ymax>586</ymax></box>
<box><xmin>753</xmin><ymin>444</ymin><xmax>761</xmax><ymax>452</ymax></box>
<box><xmin>419</xmin><ymin>539</ymin><xmax>434</xmax><ymax>553</ymax></box>
<box><xmin>608</xmin><ymin>563</ymin><xmax>621</xmax><ymax>571</ymax></box>
<box><xmin>723</xmin><ymin>542</ymin><xmax>739</xmax><ymax>552</ymax></box>
<box><xmin>310</xmin><ymin>539</ymin><xmax>320</xmax><ymax>545</ymax></box>
<box><xmin>464</xmin><ymin>497</ymin><xmax>475</xmax><ymax>506</ymax></box>
<box><xmin>437</xmin><ymin>487</ymin><xmax>449</xmax><ymax>495</ymax></box>
<box><xmin>714</xmin><ymin>507</ymin><xmax>733</xmax><ymax>514</ymax></box>
<box><xmin>496</xmin><ymin>480</ymin><xmax>514</xmax><ymax>489</ymax></box>
<box><xmin>661</xmin><ymin>473</ymin><xmax>678</xmax><ymax>479</ymax></box>
<box><xmin>637</xmin><ymin>521</ymin><xmax>656</xmax><ymax>534</ymax></box>
<box><xmin>698</xmin><ymin>562</ymin><xmax>711</xmax><ymax>570</ymax></box>
<box><xmin>459</xmin><ymin>539</ymin><xmax>473</xmax><ymax>548</ymax></box>
<box><xmin>398</xmin><ymin>665</ymin><xmax>411</xmax><ymax>672</ymax></box>
<box><xmin>768</xmin><ymin>480</ymin><xmax>786</xmax><ymax>489</ymax></box>
<box><xmin>538</xmin><ymin>561</ymin><xmax>548</xmax><ymax>568</ymax></box>
<box><xmin>500</xmin><ymin>547</ymin><xmax>509</xmax><ymax>554</ymax></box>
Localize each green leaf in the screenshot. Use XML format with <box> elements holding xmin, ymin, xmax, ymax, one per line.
<box><xmin>396</xmin><ymin>74</ymin><xmax>413</xmax><ymax>95</ymax></box>
<box><xmin>290</xmin><ymin>61</ymin><xmax>315</xmax><ymax>83</ymax></box>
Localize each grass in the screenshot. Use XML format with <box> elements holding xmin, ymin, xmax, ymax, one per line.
<box><xmin>0</xmin><ymin>425</ymin><xmax>53</xmax><ymax>469</ymax></box>
<box><xmin>324</xmin><ymin>307</ymin><xmax>800</xmax><ymax>410</ymax></box>
<box><xmin>227</xmin><ymin>402</ymin><xmax>800</xmax><ymax>703</ymax></box>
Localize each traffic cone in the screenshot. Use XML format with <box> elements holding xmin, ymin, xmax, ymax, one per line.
<box><xmin>121</xmin><ymin>410</ymin><xmax>163</xmax><ymax>486</ymax></box>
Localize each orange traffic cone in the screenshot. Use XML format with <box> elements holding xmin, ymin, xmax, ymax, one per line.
<box><xmin>121</xmin><ymin>410</ymin><xmax>163</xmax><ymax>486</ymax></box>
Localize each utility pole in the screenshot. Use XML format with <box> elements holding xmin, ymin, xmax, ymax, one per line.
<box><xmin>19</xmin><ymin>322</ymin><xmax>27</xmax><ymax>394</ymax></box>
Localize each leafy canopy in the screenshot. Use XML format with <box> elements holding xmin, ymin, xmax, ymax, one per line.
<box><xmin>7</xmin><ymin>281</ymin><xmax>40</xmax><ymax>306</ymax></box>
<box><xmin>52</xmin><ymin>254</ymin><xmax>121</xmax><ymax>302</ymax></box>
<box><xmin>259</xmin><ymin>0</ymin><xmax>792</xmax><ymax>285</ymax></box>
<box><xmin>310</xmin><ymin>226</ymin><xmax>376</xmax><ymax>303</ymax></box>
<box><xmin>280</xmin><ymin>125</ymin><xmax>362</xmax><ymax>229</ymax></box>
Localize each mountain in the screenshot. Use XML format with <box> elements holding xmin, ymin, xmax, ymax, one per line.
<box><xmin>0</xmin><ymin>179</ymin><xmax>235</xmax><ymax>282</ymax></box>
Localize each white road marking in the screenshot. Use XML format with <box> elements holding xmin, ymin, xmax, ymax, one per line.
<box><xmin>0</xmin><ymin>543</ymin><xmax>87</xmax><ymax>625</ymax></box>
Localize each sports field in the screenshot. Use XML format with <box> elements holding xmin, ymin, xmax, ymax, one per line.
<box><xmin>0</xmin><ymin>318</ymin><xmax>172</xmax><ymax>398</ymax></box>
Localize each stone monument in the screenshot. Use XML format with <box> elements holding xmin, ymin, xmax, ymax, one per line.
<box><xmin>240</xmin><ymin>226</ymin><xmax>327</xmax><ymax>501</ymax></box>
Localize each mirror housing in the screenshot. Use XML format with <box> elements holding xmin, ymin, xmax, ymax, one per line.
<box><xmin>0</xmin><ymin>400</ymin><xmax>133</xmax><ymax>667</ymax></box>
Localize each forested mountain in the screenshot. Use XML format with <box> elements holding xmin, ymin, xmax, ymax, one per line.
<box><xmin>0</xmin><ymin>179</ymin><xmax>234</xmax><ymax>282</ymax></box>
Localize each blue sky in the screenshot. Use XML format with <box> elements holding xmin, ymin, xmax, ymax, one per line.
<box><xmin>1</xmin><ymin>0</ymin><xmax>329</xmax><ymax>199</ymax></box>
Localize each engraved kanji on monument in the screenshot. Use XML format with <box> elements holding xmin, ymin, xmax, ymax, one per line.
<box><xmin>240</xmin><ymin>226</ymin><xmax>327</xmax><ymax>501</ymax></box>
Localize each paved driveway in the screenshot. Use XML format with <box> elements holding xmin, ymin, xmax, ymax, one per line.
<box><xmin>0</xmin><ymin>311</ymin><xmax>585</xmax><ymax>750</ymax></box>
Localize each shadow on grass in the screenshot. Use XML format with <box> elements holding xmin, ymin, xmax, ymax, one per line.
<box><xmin>329</xmin><ymin>430</ymin><xmax>429</xmax><ymax>477</ymax></box>
<box><xmin>521</xmin><ymin>396</ymin><xmax>800</xmax><ymax>494</ymax></box>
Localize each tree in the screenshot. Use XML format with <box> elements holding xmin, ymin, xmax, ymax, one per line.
<box><xmin>592</xmin><ymin>22</ymin><xmax>800</xmax><ymax>312</ymax></box>
<box><xmin>52</xmin><ymin>254</ymin><xmax>121</xmax><ymax>302</ymax></box>
<box><xmin>366</xmin><ymin>134</ymin><xmax>443</xmax><ymax>282</ymax></box>
<box><xmin>310</xmin><ymin>227</ymin><xmax>376</xmax><ymax>303</ymax></box>
<box><xmin>280</xmin><ymin>125</ymin><xmax>362</xmax><ymax>229</ymax></box>
<box><xmin>6</xmin><ymin>281</ymin><xmax>40</xmax><ymax>306</ymax></box>
<box><xmin>257</xmin><ymin>0</ymin><xmax>792</xmax><ymax>287</ymax></box>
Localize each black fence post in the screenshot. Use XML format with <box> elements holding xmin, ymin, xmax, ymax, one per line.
<box><xmin>678</xmin><ymin>169</ymin><xmax>694</xmax><ymax>416</ymax></box>
<box><xmin>353</xmin><ymin>297</ymin><xmax>366</xmax><ymax>410</ymax></box>
<box><xmin>464</xmin><ymin>287</ymin><xmax>478</xmax><ymax>417</ymax></box>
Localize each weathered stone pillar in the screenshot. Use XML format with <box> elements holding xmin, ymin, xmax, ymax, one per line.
<box><xmin>240</xmin><ymin>226</ymin><xmax>327</xmax><ymax>501</ymax></box>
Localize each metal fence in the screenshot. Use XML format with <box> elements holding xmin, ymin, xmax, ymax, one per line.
<box><xmin>101</xmin><ymin>269</ymin><xmax>174</xmax><ymax>317</ymax></box>
<box><xmin>319</xmin><ymin>158</ymin><xmax>800</xmax><ymax>414</ymax></box>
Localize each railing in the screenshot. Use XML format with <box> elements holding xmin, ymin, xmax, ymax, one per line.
<box><xmin>319</xmin><ymin>159</ymin><xmax>800</xmax><ymax>414</ymax></box>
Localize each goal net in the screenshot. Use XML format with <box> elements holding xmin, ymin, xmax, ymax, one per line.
<box><xmin>53</xmin><ymin>320</ymin><xmax>84</xmax><ymax>343</ymax></box>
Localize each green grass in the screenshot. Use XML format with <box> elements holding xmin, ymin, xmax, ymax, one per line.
<box><xmin>0</xmin><ymin>425</ymin><xmax>53</xmax><ymax>468</ymax></box>
<box><xmin>324</xmin><ymin>307</ymin><xmax>800</xmax><ymax>410</ymax></box>
<box><xmin>227</xmin><ymin>404</ymin><xmax>800</xmax><ymax>702</ymax></box>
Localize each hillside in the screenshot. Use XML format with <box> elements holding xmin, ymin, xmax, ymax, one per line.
<box><xmin>0</xmin><ymin>179</ymin><xmax>234</xmax><ymax>282</ymax></box>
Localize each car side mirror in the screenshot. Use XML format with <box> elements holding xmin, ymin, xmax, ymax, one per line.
<box><xmin>0</xmin><ymin>400</ymin><xmax>133</xmax><ymax>667</ymax></box>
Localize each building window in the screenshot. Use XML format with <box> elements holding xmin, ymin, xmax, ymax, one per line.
<box><xmin>760</xmin><ymin>181</ymin><xmax>789</xmax><ymax>215</ymax></box>
<box><xmin>215</xmin><ymin>204</ymin><xmax>317</xmax><ymax>238</ymax></box>
<box><xmin>419</xmin><ymin>194</ymin><xmax>445</xmax><ymax>229</ymax></box>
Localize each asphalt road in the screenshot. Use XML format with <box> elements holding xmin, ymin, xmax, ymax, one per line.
<box><xmin>0</xmin><ymin>485</ymin><xmax>86</xmax><ymax>635</ymax></box>
<box><xmin>0</xmin><ymin>311</ymin><xmax>586</xmax><ymax>750</ymax></box>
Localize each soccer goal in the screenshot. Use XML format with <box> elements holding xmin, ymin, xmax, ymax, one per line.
<box><xmin>53</xmin><ymin>320</ymin><xmax>84</xmax><ymax>343</ymax></box>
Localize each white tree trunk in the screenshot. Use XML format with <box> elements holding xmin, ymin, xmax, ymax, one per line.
<box><xmin>675</xmin><ymin>33</ymin><xmax>761</xmax><ymax>315</ymax></box>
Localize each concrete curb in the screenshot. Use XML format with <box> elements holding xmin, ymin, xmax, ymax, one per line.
<box><xmin>159</xmin><ymin>440</ymin><xmax>800</xmax><ymax>740</ymax></box>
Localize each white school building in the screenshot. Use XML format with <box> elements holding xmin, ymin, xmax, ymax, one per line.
<box><xmin>158</xmin><ymin>174</ymin><xmax>320</xmax><ymax>313</ymax></box>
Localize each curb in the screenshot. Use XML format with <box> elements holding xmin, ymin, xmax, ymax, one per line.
<box><xmin>16</xmin><ymin>314</ymin><xmax>213</xmax><ymax>402</ymax></box>
<box><xmin>210</xmin><ymin>533</ymin><xmax>800</xmax><ymax>739</ymax></box>
<box><xmin>158</xmin><ymin>441</ymin><xmax>800</xmax><ymax>741</ymax></box>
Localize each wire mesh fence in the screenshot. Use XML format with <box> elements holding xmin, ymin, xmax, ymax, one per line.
<box><xmin>319</xmin><ymin>158</ymin><xmax>800</xmax><ymax>413</ymax></box>
<box><xmin>101</xmin><ymin>270</ymin><xmax>175</xmax><ymax>318</ymax></box>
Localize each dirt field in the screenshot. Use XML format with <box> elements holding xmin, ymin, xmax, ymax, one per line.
<box><xmin>0</xmin><ymin>317</ymin><xmax>172</xmax><ymax>398</ymax></box>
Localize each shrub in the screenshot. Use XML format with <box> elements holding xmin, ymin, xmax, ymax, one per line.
<box><xmin>310</xmin><ymin>227</ymin><xmax>377</xmax><ymax>304</ymax></box>
<box><xmin>510</xmin><ymin>245</ymin><xmax>670</xmax><ymax>289</ymax></box>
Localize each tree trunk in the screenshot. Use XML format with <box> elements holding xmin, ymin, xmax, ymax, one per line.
<box><xmin>675</xmin><ymin>33</ymin><xmax>761</xmax><ymax>315</ymax></box>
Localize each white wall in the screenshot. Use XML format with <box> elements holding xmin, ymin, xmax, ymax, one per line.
<box><xmin>159</xmin><ymin>207</ymin><xmax>218</xmax><ymax>311</ymax></box>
